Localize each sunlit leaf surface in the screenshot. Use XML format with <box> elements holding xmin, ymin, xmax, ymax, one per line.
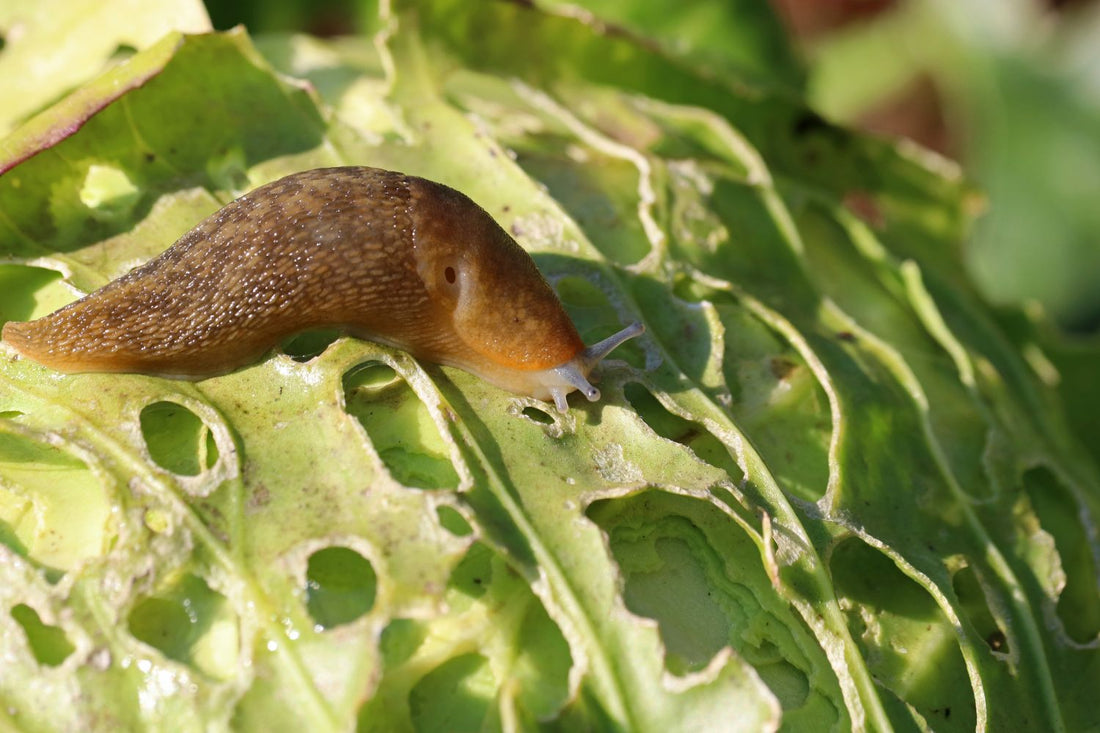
<box><xmin>0</xmin><ymin>1</ymin><xmax>1097</xmax><ymax>731</ymax></box>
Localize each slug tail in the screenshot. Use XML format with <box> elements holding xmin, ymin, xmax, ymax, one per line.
<box><xmin>3</xmin><ymin>318</ymin><xmax>112</xmax><ymax>374</ymax></box>
<box><xmin>3</xmin><ymin>320</ymin><xmax>39</xmax><ymax>363</ymax></box>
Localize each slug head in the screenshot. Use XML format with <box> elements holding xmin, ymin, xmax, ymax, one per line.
<box><xmin>408</xmin><ymin>177</ymin><xmax>642</xmax><ymax>410</ymax></box>
<box><xmin>526</xmin><ymin>322</ymin><xmax>645</xmax><ymax>411</ymax></box>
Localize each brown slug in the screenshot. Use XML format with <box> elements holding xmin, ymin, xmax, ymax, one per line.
<box><xmin>2</xmin><ymin>166</ymin><xmax>643</xmax><ymax>411</ymax></box>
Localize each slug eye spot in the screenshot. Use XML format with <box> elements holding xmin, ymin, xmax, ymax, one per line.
<box><xmin>440</xmin><ymin>262</ymin><xmax>466</xmax><ymax>303</ymax></box>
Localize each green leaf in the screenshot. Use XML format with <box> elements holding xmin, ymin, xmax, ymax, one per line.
<box><xmin>530</xmin><ymin>0</ymin><xmax>804</xmax><ymax>91</ymax></box>
<box><xmin>0</xmin><ymin>0</ymin><xmax>211</xmax><ymax>136</ymax></box>
<box><xmin>0</xmin><ymin>1</ymin><xmax>1097</xmax><ymax>731</ymax></box>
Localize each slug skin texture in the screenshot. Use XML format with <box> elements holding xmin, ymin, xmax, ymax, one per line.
<box><xmin>3</xmin><ymin>167</ymin><xmax>642</xmax><ymax>410</ymax></box>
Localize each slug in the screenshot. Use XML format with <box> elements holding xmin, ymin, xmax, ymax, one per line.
<box><xmin>2</xmin><ymin>166</ymin><xmax>643</xmax><ymax>411</ymax></box>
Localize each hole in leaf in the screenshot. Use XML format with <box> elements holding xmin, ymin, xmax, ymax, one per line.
<box><xmin>521</xmin><ymin>405</ymin><xmax>554</xmax><ymax>424</ymax></box>
<box><xmin>0</xmin><ymin>515</ymin><xmax>27</xmax><ymax>558</ymax></box>
<box><xmin>358</xmin><ymin>540</ymin><xmax>572</xmax><ymax>728</ymax></box>
<box><xmin>139</xmin><ymin>401</ymin><xmax>219</xmax><ymax>476</ymax></box>
<box><xmin>129</xmin><ymin>587</ymin><xmax>194</xmax><ymax>653</ymax></box>
<box><xmin>128</xmin><ymin>574</ymin><xmax>237</xmax><ymax>679</ymax></box>
<box><xmin>281</xmin><ymin>328</ymin><xmax>341</xmax><ymax>362</ymax></box>
<box><xmin>345</xmin><ymin>361</ymin><xmax>399</xmax><ymax>389</ymax></box>
<box><xmin>109</xmin><ymin>43</ymin><xmax>137</xmax><ymax>63</ymax></box>
<box><xmin>588</xmin><ymin>504</ymin><xmax>730</xmax><ymax>675</ymax></box>
<box><xmin>1023</xmin><ymin>467</ymin><xmax>1100</xmax><ymax>642</ymax></box>
<box><xmin>753</xmin><ymin>654</ymin><xmax>811</xmax><ymax>714</ymax></box>
<box><xmin>0</xmin><ymin>430</ymin><xmax>110</xmax><ymax>574</ymax></box>
<box><xmin>408</xmin><ymin>653</ymin><xmax>494</xmax><ymax>733</ymax></box>
<box><xmin>623</xmin><ymin>383</ymin><xmax>741</xmax><ymax>479</ymax></box>
<box><xmin>624</xmin><ymin>535</ymin><xmax>730</xmax><ymax>674</ymax></box>
<box><xmin>830</xmin><ymin>539</ymin><xmax>975</xmax><ymax>729</ymax></box>
<box><xmin>511</xmin><ymin>587</ymin><xmax>574</xmax><ymax>718</ymax></box>
<box><xmin>343</xmin><ymin>361</ymin><xmax>460</xmax><ymax>490</ymax></box>
<box><xmin>587</xmin><ymin>488</ymin><xmax>817</xmax><ymax>706</ymax></box>
<box><xmin>436</xmin><ymin>505</ymin><xmax>473</xmax><ymax>537</ymax></box>
<box><xmin>306</xmin><ymin>546</ymin><xmax>377</xmax><ymax>630</ymax></box>
<box><xmin>0</xmin><ymin>264</ymin><xmax>65</xmax><ymax>324</ymax></box>
<box><xmin>379</xmin><ymin>617</ymin><xmax>426</xmax><ymax>669</ymax></box>
<box><xmin>436</xmin><ymin>542</ymin><xmax>575</xmax><ymax>721</ymax></box>
<box><xmin>719</xmin><ymin>304</ymin><xmax>831</xmax><ymax>503</ymax></box>
<box><xmin>446</xmin><ymin>542</ymin><xmax>495</xmax><ymax>601</ymax></box>
<box><xmin>11</xmin><ymin>604</ymin><xmax>74</xmax><ymax>667</ymax></box>
<box><xmin>79</xmin><ymin>164</ymin><xmax>140</xmax><ymax>221</ymax></box>
<box><xmin>356</xmin><ymin>619</ymin><xmax>430</xmax><ymax>727</ymax></box>
<box><xmin>951</xmin><ymin>565</ymin><xmax>1010</xmax><ymax>655</ymax></box>
<box><xmin>631</xmin><ymin>274</ymin><xmax>718</xmax><ymax>384</ymax></box>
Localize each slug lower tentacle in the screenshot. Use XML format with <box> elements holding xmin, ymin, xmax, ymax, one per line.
<box><xmin>1</xmin><ymin>166</ymin><xmax>643</xmax><ymax>411</ymax></box>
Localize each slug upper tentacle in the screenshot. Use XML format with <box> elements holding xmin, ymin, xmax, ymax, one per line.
<box><xmin>2</xmin><ymin>166</ymin><xmax>642</xmax><ymax>411</ymax></box>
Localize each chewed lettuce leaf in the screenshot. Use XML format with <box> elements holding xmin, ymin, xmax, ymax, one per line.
<box><xmin>0</xmin><ymin>1</ymin><xmax>1096</xmax><ymax>731</ymax></box>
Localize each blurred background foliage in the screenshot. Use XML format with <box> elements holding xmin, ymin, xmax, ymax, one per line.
<box><xmin>788</xmin><ymin>0</ymin><xmax>1100</xmax><ymax>337</ymax></box>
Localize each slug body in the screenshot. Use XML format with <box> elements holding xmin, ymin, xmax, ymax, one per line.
<box><xmin>2</xmin><ymin>167</ymin><xmax>641</xmax><ymax>410</ymax></box>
